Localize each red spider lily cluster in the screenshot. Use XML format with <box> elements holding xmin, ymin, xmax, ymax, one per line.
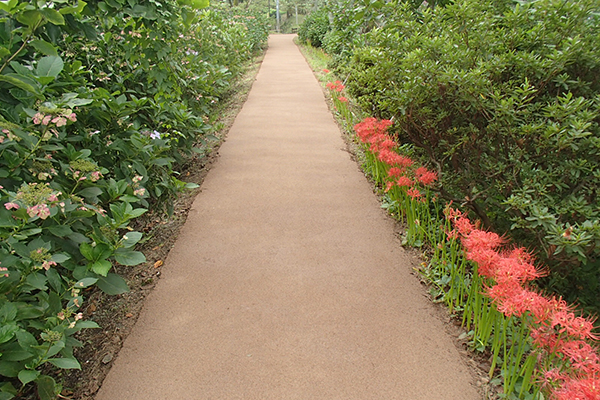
<box><xmin>446</xmin><ymin>207</ymin><xmax>600</xmax><ymax>400</ymax></box>
<box><xmin>353</xmin><ymin>118</ymin><xmax>438</xmax><ymax>200</ymax></box>
<box><xmin>326</xmin><ymin>80</ymin><xmax>345</xmax><ymax>92</ymax></box>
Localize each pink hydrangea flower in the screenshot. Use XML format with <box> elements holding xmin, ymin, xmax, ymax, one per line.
<box><xmin>4</xmin><ymin>202</ymin><xmax>20</xmax><ymax>210</ymax></box>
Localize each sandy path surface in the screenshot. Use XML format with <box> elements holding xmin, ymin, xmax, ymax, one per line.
<box><xmin>95</xmin><ymin>34</ymin><xmax>480</xmax><ymax>400</ymax></box>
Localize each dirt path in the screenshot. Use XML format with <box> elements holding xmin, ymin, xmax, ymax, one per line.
<box><xmin>95</xmin><ymin>34</ymin><xmax>480</xmax><ymax>400</ymax></box>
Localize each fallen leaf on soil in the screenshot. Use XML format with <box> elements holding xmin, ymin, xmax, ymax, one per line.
<box><xmin>125</xmin><ymin>313</ymin><xmax>133</xmax><ymax>318</ymax></box>
<box><xmin>154</xmin><ymin>260</ymin><xmax>164</xmax><ymax>268</ymax></box>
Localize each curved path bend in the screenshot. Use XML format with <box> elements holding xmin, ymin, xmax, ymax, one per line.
<box><xmin>96</xmin><ymin>34</ymin><xmax>480</xmax><ymax>400</ymax></box>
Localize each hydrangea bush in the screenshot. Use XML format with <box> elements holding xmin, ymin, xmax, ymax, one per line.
<box><xmin>0</xmin><ymin>0</ymin><xmax>268</xmax><ymax>398</ymax></box>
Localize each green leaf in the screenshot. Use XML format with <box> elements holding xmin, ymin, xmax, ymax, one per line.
<box><xmin>75</xmin><ymin>320</ymin><xmax>100</xmax><ymax>329</ymax></box>
<box><xmin>25</xmin><ymin>273</ymin><xmax>48</xmax><ymax>291</ymax></box>
<box><xmin>18</xmin><ymin>369</ymin><xmax>40</xmax><ymax>385</ymax></box>
<box><xmin>97</xmin><ymin>273</ymin><xmax>129</xmax><ymax>295</ymax></box>
<box><xmin>0</xmin><ymin>324</ymin><xmax>18</xmax><ymax>345</ymax></box>
<box><xmin>0</xmin><ymin>302</ymin><xmax>17</xmax><ymax>323</ymax></box>
<box><xmin>36</xmin><ymin>375</ymin><xmax>59</xmax><ymax>400</ymax></box>
<box><xmin>16</xmin><ymin>10</ymin><xmax>42</xmax><ymax>28</ymax></box>
<box><xmin>15</xmin><ymin>305</ymin><xmax>44</xmax><ymax>321</ymax></box>
<box><xmin>50</xmin><ymin>253</ymin><xmax>70</xmax><ymax>263</ymax></box>
<box><xmin>0</xmin><ymin>0</ymin><xmax>18</xmax><ymax>13</ymax></box>
<box><xmin>0</xmin><ymin>380</ymin><xmax>17</xmax><ymax>398</ymax></box>
<box><xmin>45</xmin><ymin>268</ymin><xmax>62</xmax><ymax>293</ymax></box>
<box><xmin>36</xmin><ymin>56</ymin><xmax>64</xmax><ymax>78</ymax></box>
<box><xmin>16</xmin><ymin>330</ymin><xmax>38</xmax><ymax>349</ymax></box>
<box><xmin>79</xmin><ymin>243</ymin><xmax>93</xmax><ymax>261</ymax></box>
<box><xmin>68</xmin><ymin>232</ymin><xmax>88</xmax><ymax>244</ymax></box>
<box><xmin>30</xmin><ymin>40</ymin><xmax>58</xmax><ymax>56</ymax></box>
<box><xmin>121</xmin><ymin>232</ymin><xmax>143</xmax><ymax>248</ymax></box>
<box><xmin>119</xmin><ymin>195</ymin><xmax>140</xmax><ymax>203</ymax></box>
<box><xmin>128</xmin><ymin>208</ymin><xmax>148</xmax><ymax>219</ymax></box>
<box><xmin>91</xmin><ymin>259</ymin><xmax>112</xmax><ymax>276</ymax></box>
<box><xmin>114</xmin><ymin>250</ymin><xmax>146</xmax><ymax>266</ymax></box>
<box><xmin>0</xmin><ymin>360</ymin><xmax>21</xmax><ymax>378</ymax></box>
<box><xmin>150</xmin><ymin>158</ymin><xmax>173</xmax><ymax>166</ymax></box>
<box><xmin>59</xmin><ymin>1</ymin><xmax>88</xmax><ymax>15</ymax></box>
<box><xmin>1</xmin><ymin>348</ymin><xmax>33</xmax><ymax>362</ymax></box>
<box><xmin>75</xmin><ymin>277</ymin><xmax>98</xmax><ymax>288</ymax></box>
<box><xmin>0</xmin><ymin>75</ymin><xmax>42</xmax><ymax>98</ymax></box>
<box><xmin>19</xmin><ymin>228</ymin><xmax>42</xmax><ymax>237</ymax></box>
<box><xmin>40</xmin><ymin>8</ymin><xmax>65</xmax><ymax>25</ymax></box>
<box><xmin>47</xmin><ymin>357</ymin><xmax>80</xmax><ymax>370</ymax></box>
<box><xmin>78</xmin><ymin>186</ymin><xmax>103</xmax><ymax>200</ymax></box>
<box><xmin>191</xmin><ymin>0</ymin><xmax>210</xmax><ymax>9</ymax></box>
<box><xmin>47</xmin><ymin>225</ymin><xmax>72</xmax><ymax>238</ymax></box>
<box><xmin>92</xmin><ymin>244</ymin><xmax>112</xmax><ymax>261</ymax></box>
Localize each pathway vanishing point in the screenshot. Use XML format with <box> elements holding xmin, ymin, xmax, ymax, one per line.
<box><xmin>96</xmin><ymin>34</ymin><xmax>480</xmax><ymax>400</ymax></box>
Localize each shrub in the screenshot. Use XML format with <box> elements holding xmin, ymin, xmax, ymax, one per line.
<box><xmin>298</xmin><ymin>8</ymin><xmax>330</xmax><ymax>48</ymax></box>
<box><xmin>332</xmin><ymin>0</ymin><xmax>600</xmax><ymax>312</ymax></box>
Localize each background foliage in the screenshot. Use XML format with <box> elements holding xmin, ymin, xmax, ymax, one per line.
<box><xmin>0</xmin><ymin>0</ymin><xmax>268</xmax><ymax>398</ymax></box>
<box><xmin>301</xmin><ymin>0</ymin><xmax>600</xmax><ymax>315</ymax></box>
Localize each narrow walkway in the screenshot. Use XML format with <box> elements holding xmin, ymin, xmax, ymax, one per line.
<box><xmin>96</xmin><ymin>35</ymin><xmax>479</xmax><ymax>400</ymax></box>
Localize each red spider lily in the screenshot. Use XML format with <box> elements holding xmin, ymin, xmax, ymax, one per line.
<box><xmin>396</xmin><ymin>176</ymin><xmax>412</xmax><ymax>187</ymax></box>
<box><xmin>466</xmin><ymin>246</ymin><xmax>503</xmax><ymax>278</ymax></box>
<box><xmin>415</xmin><ymin>167</ymin><xmax>438</xmax><ymax>186</ymax></box>
<box><xmin>338</xmin><ymin>96</ymin><xmax>348</xmax><ymax>103</ymax></box>
<box><xmin>552</xmin><ymin>374</ymin><xmax>600</xmax><ymax>400</ymax></box>
<box><xmin>559</xmin><ymin>340</ymin><xmax>600</xmax><ymax>373</ymax></box>
<box><xmin>462</xmin><ymin>229</ymin><xmax>504</xmax><ymax>251</ymax></box>
<box><xmin>407</xmin><ymin>187</ymin><xmax>423</xmax><ymax>200</ymax></box>
<box><xmin>388</xmin><ymin>167</ymin><xmax>405</xmax><ymax>178</ymax></box>
<box><xmin>494</xmin><ymin>253</ymin><xmax>544</xmax><ymax>284</ymax></box>
<box><xmin>326</xmin><ymin>80</ymin><xmax>345</xmax><ymax>92</ymax></box>
<box><xmin>354</xmin><ymin>118</ymin><xmax>393</xmax><ymax>146</ymax></box>
<box><xmin>447</xmin><ymin>207</ymin><xmax>600</xmax><ymax>398</ymax></box>
<box><xmin>381</xmin><ymin>138</ymin><xmax>396</xmax><ymax>150</ymax></box>
<box><xmin>418</xmin><ymin>170</ymin><xmax>438</xmax><ymax>185</ymax></box>
<box><xmin>322</xmin><ymin>69</ymin><xmax>330</xmax><ymax>73</ymax></box>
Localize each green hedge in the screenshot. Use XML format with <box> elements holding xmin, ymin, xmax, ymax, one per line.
<box><xmin>320</xmin><ymin>0</ymin><xmax>600</xmax><ymax>312</ymax></box>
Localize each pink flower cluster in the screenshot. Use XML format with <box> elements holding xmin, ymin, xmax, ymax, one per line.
<box><xmin>446</xmin><ymin>207</ymin><xmax>600</xmax><ymax>400</ymax></box>
<box><xmin>3</xmin><ymin>183</ymin><xmax>62</xmax><ymax>221</ymax></box>
<box><xmin>33</xmin><ymin>111</ymin><xmax>77</xmax><ymax>127</ymax></box>
<box><xmin>354</xmin><ymin>117</ymin><xmax>438</xmax><ymax>200</ymax></box>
